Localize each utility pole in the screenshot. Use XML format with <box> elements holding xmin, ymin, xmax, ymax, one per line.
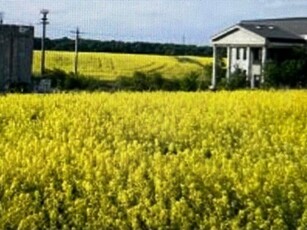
<box><xmin>72</xmin><ymin>27</ymin><xmax>80</xmax><ymax>75</ymax></box>
<box><xmin>40</xmin><ymin>9</ymin><xmax>49</xmax><ymax>75</ymax></box>
<box><xmin>71</xmin><ymin>27</ymin><xmax>84</xmax><ymax>76</ymax></box>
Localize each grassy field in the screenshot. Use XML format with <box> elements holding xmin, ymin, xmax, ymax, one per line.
<box><xmin>0</xmin><ymin>91</ymin><xmax>306</xmax><ymax>229</ymax></box>
<box><xmin>32</xmin><ymin>51</ymin><xmax>212</xmax><ymax>80</ymax></box>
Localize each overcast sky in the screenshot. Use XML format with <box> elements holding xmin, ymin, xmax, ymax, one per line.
<box><xmin>1</xmin><ymin>0</ymin><xmax>307</xmax><ymax>45</ymax></box>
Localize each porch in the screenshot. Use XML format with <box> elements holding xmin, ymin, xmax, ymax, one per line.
<box><xmin>211</xmin><ymin>45</ymin><xmax>267</xmax><ymax>88</ymax></box>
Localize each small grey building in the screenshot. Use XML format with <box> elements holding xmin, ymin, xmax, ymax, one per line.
<box><xmin>0</xmin><ymin>24</ymin><xmax>34</xmax><ymax>91</ymax></box>
<box><xmin>211</xmin><ymin>17</ymin><xmax>307</xmax><ymax>88</ymax></box>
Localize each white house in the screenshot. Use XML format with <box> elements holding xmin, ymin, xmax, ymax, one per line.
<box><xmin>211</xmin><ymin>17</ymin><xmax>307</xmax><ymax>88</ymax></box>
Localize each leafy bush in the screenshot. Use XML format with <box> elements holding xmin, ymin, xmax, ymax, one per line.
<box><xmin>263</xmin><ymin>61</ymin><xmax>280</xmax><ymax>88</ymax></box>
<box><xmin>227</xmin><ymin>68</ymin><xmax>248</xmax><ymax>90</ymax></box>
<box><xmin>116</xmin><ymin>72</ymin><xmax>153</xmax><ymax>91</ymax></box>
<box><xmin>63</xmin><ymin>75</ymin><xmax>84</xmax><ymax>90</ymax></box>
<box><xmin>115</xmin><ymin>71</ymin><xmax>199</xmax><ymax>91</ymax></box>
<box><xmin>41</xmin><ymin>68</ymin><xmax>68</xmax><ymax>89</ymax></box>
<box><xmin>6</xmin><ymin>82</ymin><xmax>32</xmax><ymax>93</ymax></box>
<box><xmin>279</xmin><ymin>59</ymin><xmax>306</xmax><ymax>87</ymax></box>
<box><xmin>33</xmin><ymin>69</ymin><xmax>210</xmax><ymax>92</ymax></box>
<box><xmin>132</xmin><ymin>71</ymin><xmax>150</xmax><ymax>91</ymax></box>
<box><xmin>180</xmin><ymin>72</ymin><xmax>199</xmax><ymax>91</ymax></box>
<box><xmin>206</xmin><ymin>55</ymin><xmax>226</xmax><ymax>89</ymax></box>
<box><xmin>160</xmin><ymin>78</ymin><xmax>181</xmax><ymax>91</ymax></box>
<box><xmin>34</xmin><ymin>69</ymin><xmax>112</xmax><ymax>91</ymax></box>
<box><xmin>115</xmin><ymin>76</ymin><xmax>134</xmax><ymax>90</ymax></box>
<box><xmin>264</xmin><ymin>60</ymin><xmax>307</xmax><ymax>88</ymax></box>
<box><xmin>264</xmin><ymin>48</ymin><xmax>307</xmax><ymax>88</ymax></box>
<box><xmin>200</xmin><ymin>64</ymin><xmax>214</xmax><ymax>90</ymax></box>
<box><xmin>147</xmin><ymin>73</ymin><xmax>164</xmax><ymax>91</ymax></box>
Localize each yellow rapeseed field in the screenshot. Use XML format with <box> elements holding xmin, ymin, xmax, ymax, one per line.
<box><xmin>0</xmin><ymin>91</ymin><xmax>306</xmax><ymax>229</ymax></box>
<box><xmin>32</xmin><ymin>51</ymin><xmax>212</xmax><ymax>80</ymax></box>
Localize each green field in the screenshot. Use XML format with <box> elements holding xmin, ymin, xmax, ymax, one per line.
<box><xmin>33</xmin><ymin>51</ymin><xmax>212</xmax><ymax>80</ymax></box>
<box><xmin>0</xmin><ymin>91</ymin><xmax>306</xmax><ymax>229</ymax></box>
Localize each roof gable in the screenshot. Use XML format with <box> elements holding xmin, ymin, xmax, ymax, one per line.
<box><xmin>212</xmin><ymin>25</ymin><xmax>266</xmax><ymax>45</ymax></box>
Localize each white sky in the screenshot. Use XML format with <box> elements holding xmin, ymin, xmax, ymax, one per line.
<box><xmin>1</xmin><ymin>0</ymin><xmax>307</xmax><ymax>45</ymax></box>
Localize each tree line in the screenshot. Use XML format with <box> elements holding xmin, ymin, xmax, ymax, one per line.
<box><xmin>33</xmin><ymin>37</ymin><xmax>212</xmax><ymax>56</ymax></box>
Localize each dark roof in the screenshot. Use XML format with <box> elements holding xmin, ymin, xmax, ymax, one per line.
<box><xmin>241</xmin><ymin>17</ymin><xmax>307</xmax><ymax>36</ymax></box>
<box><xmin>239</xmin><ymin>23</ymin><xmax>305</xmax><ymax>43</ymax></box>
<box><xmin>238</xmin><ymin>17</ymin><xmax>307</xmax><ymax>43</ymax></box>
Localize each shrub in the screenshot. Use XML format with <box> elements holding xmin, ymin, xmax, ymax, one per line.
<box><xmin>6</xmin><ymin>82</ymin><xmax>32</xmax><ymax>93</ymax></box>
<box><xmin>161</xmin><ymin>78</ymin><xmax>181</xmax><ymax>91</ymax></box>
<box><xmin>264</xmin><ymin>60</ymin><xmax>307</xmax><ymax>88</ymax></box>
<box><xmin>263</xmin><ymin>61</ymin><xmax>280</xmax><ymax>88</ymax></box>
<box><xmin>227</xmin><ymin>68</ymin><xmax>248</xmax><ymax>90</ymax></box>
<box><xmin>264</xmin><ymin>48</ymin><xmax>307</xmax><ymax>88</ymax></box>
<box><xmin>34</xmin><ymin>69</ymin><xmax>111</xmax><ymax>91</ymax></box>
<box><xmin>115</xmin><ymin>71</ymin><xmax>182</xmax><ymax>91</ymax></box>
<box><xmin>42</xmin><ymin>68</ymin><xmax>67</xmax><ymax>89</ymax></box>
<box><xmin>132</xmin><ymin>71</ymin><xmax>150</xmax><ymax>91</ymax></box>
<box><xmin>281</xmin><ymin>59</ymin><xmax>306</xmax><ymax>87</ymax></box>
<box><xmin>180</xmin><ymin>72</ymin><xmax>200</xmax><ymax>91</ymax></box>
<box><xmin>199</xmin><ymin>64</ymin><xmax>213</xmax><ymax>90</ymax></box>
<box><xmin>115</xmin><ymin>76</ymin><xmax>134</xmax><ymax>90</ymax></box>
<box><xmin>147</xmin><ymin>73</ymin><xmax>164</xmax><ymax>91</ymax></box>
<box><xmin>63</xmin><ymin>75</ymin><xmax>84</xmax><ymax>90</ymax></box>
<box><xmin>206</xmin><ymin>56</ymin><xmax>226</xmax><ymax>89</ymax></box>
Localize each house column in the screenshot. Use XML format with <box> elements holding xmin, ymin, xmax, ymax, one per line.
<box><xmin>211</xmin><ymin>45</ymin><xmax>217</xmax><ymax>89</ymax></box>
<box><xmin>261</xmin><ymin>46</ymin><xmax>267</xmax><ymax>84</ymax></box>
<box><xmin>246</xmin><ymin>46</ymin><xmax>252</xmax><ymax>87</ymax></box>
<box><xmin>226</xmin><ymin>46</ymin><xmax>231</xmax><ymax>81</ymax></box>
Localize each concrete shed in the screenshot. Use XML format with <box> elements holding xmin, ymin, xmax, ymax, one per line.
<box><xmin>0</xmin><ymin>24</ymin><xmax>34</xmax><ymax>91</ymax></box>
